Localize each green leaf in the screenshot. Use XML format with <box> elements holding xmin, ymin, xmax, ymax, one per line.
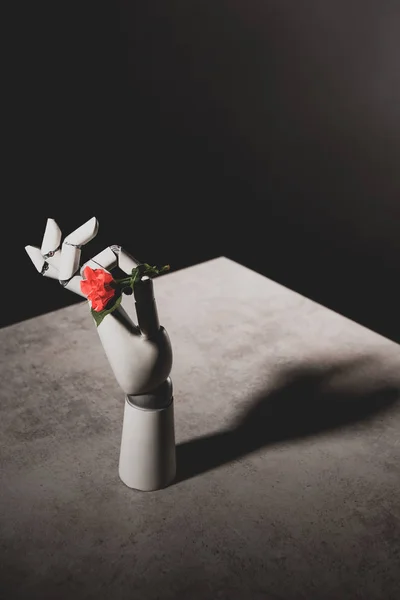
<box><xmin>90</xmin><ymin>293</ymin><xmax>123</xmax><ymax>327</ymax></box>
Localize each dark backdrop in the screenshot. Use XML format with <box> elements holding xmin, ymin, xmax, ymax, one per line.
<box><xmin>3</xmin><ymin>2</ymin><xmax>400</xmax><ymax>343</ymax></box>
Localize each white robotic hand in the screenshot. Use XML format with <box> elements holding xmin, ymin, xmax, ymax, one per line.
<box><xmin>25</xmin><ymin>217</ymin><xmax>173</xmax><ymax>398</ymax></box>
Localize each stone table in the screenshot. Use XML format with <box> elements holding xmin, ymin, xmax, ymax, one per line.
<box><xmin>1</xmin><ymin>257</ymin><xmax>399</xmax><ymax>600</ymax></box>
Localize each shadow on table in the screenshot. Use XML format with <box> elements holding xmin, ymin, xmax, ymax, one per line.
<box><xmin>175</xmin><ymin>357</ymin><xmax>399</xmax><ymax>484</ymax></box>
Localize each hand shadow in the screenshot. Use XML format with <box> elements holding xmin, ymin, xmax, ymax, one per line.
<box><xmin>175</xmin><ymin>356</ymin><xmax>399</xmax><ymax>483</ymax></box>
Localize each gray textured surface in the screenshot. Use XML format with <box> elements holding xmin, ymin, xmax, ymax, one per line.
<box><xmin>1</xmin><ymin>257</ymin><xmax>400</xmax><ymax>600</ymax></box>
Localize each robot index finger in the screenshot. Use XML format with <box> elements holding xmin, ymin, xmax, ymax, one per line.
<box><xmin>58</xmin><ymin>217</ymin><xmax>99</xmax><ymax>281</ymax></box>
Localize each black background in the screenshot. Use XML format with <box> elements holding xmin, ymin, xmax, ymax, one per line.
<box><xmin>3</xmin><ymin>2</ymin><xmax>400</xmax><ymax>343</ymax></box>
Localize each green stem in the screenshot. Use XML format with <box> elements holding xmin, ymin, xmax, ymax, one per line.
<box><xmin>114</xmin><ymin>264</ymin><xmax>170</xmax><ymax>287</ymax></box>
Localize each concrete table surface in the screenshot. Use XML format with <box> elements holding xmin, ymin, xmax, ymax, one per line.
<box><xmin>1</xmin><ymin>257</ymin><xmax>399</xmax><ymax>600</ymax></box>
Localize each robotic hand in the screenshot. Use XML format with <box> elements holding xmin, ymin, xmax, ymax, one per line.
<box><xmin>25</xmin><ymin>217</ymin><xmax>173</xmax><ymax>402</ymax></box>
